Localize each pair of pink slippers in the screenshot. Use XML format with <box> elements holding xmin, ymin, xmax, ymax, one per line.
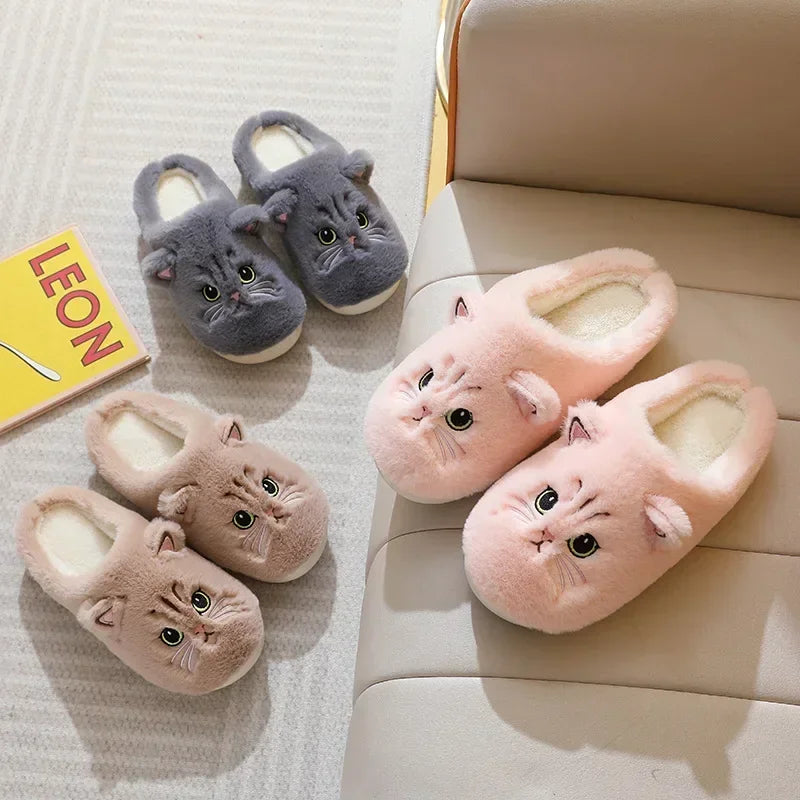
<box><xmin>17</xmin><ymin>391</ymin><xmax>328</xmax><ymax>694</ymax></box>
<box><xmin>365</xmin><ymin>249</ymin><xmax>776</xmax><ymax>632</ymax></box>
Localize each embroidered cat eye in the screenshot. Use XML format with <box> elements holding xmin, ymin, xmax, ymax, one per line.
<box><xmin>191</xmin><ymin>590</ymin><xmax>211</xmax><ymax>614</ymax></box>
<box><xmin>534</xmin><ymin>487</ymin><xmax>558</xmax><ymax>514</ymax></box>
<box><xmin>233</xmin><ymin>510</ymin><xmax>256</xmax><ymax>529</ymax></box>
<box><xmin>317</xmin><ymin>227</ymin><xmax>337</xmax><ymax>246</ymax></box>
<box><xmin>445</xmin><ymin>408</ymin><xmax>473</xmax><ymax>431</ymax></box>
<box><xmin>262</xmin><ymin>476</ymin><xmax>279</xmax><ymax>497</ymax></box>
<box><xmin>160</xmin><ymin>627</ymin><xmax>184</xmax><ymax>646</ymax></box>
<box><xmin>202</xmin><ymin>285</ymin><xmax>220</xmax><ymax>302</ymax></box>
<box><xmin>418</xmin><ymin>369</ymin><xmax>434</xmax><ymax>391</ymax></box>
<box><xmin>568</xmin><ymin>533</ymin><xmax>599</xmax><ymax>559</ymax></box>
<box><xmin>238</xmin><ymin>265</ymin><xmax>256</xmax><ymax>284</ymax></box>
<box><xmin>356</xmin><ymin>211</ymin><xmax>369</xmax><ymax>229</ymax></box>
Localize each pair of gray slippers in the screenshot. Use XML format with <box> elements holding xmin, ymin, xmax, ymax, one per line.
<box><xmin>134</xmin><ymin>111</ymin><xmax>408</xmax><ymax>363</ymax></box>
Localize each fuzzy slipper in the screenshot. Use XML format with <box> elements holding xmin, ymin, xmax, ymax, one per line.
<box><xmin>232</xmin><ymin>111</ymin><xmax>408</xmax><ymax>314</ymax></box>
<box><xmin>17</xmin><ymin>488</ymin><xmax>264</xmax><ymax>694</ymax></box>
<box><xmin>365</xmin><ymin>248</ymin><xmax>678</xmax><ymax>503</ymax></box>
<box><xmin>134</xmin><ymin>153</ymin><xmax>306</xmax><ymax>363</ymax></box>
<box><xmin>463</xmin><ymin>361</ymin><xmax>776</xmax><ymax>633</ymax></box>
<box><xmin>86</xmin><ymin>390</ymin><xmax>328</xmax><ymax>583</ymax></box>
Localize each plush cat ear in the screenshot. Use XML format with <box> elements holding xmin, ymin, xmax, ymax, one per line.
<box><xmin>454</xmin><ymin>297</ymin><xmax>470</xmax><ymax>321</ymax></box>
<box><xmin>157</xmin><ymin>486</ymin><xmax>199</xmax><ymax>526</ymax></box>
<box><xmin>77</xmin><ymin>596</ymin><xmax>126</xmax><ymax>641</ymax></box>
<box><xmin>145</xmin><ymin>519</ymin><xmax>187</xmax><ymax>555</ymax></box>
<box><xmin>141</xmin><ymin>247</ymin><xmax>175</xmax><ymax>283</ymax></box>
<box><xmin>216</xmin><ymin>415</ymin><xmax>244</xmax><ymax>445</ymax></box>
<box><xmin>505</xmin><ymin>371</ymin><xmax>560</xmax><ymax>424</ymax></box>
<box><xmin>228</xmin><ymin>204</ymin><xmax>270</xmax><ymax>235</ymax></box>
<box><xmin>451</xmin><ymin>292</ymin><xmax>480</xmax><ymax>323</ymax></box>
<box><xmin>567</xmin><ymin>416</ymin><xmax>592</xmax><ymax>445</ymax></box>
<box><xmin>262</xmin><ymin>188</ymin><xmax>298</xmax><ymax>231</ymax></box>
<box><xmin>340</xmin><ymin>149</ymin><xmax>374</xmax><ymax>183</ymax></box>
<box><xmin>644</xmin><ymin>494</ymin><xmax>693</xmax><ymax>550</ymax></box>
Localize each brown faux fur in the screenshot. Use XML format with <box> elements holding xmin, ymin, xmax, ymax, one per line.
<box><xmin>16</xmin><ymin>488</ymin><xmax>264</xmax><ymax>694</ymax></box>
<box><xmin>85</xmin><ymin>391</ymin><xmax>329</xmax><ymax>582</ymax></box>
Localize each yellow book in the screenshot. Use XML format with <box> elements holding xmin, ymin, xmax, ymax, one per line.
<box><xmin>0</xmin><ymin>227</ymin><xmax>149</xmax><ymax>434</ymax></box>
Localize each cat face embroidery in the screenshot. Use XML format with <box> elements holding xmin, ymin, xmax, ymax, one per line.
<box><xmin>365</xmin><ymin>294</ymin><xmax>561</xmax><ymax>500</ymax></box>
<box><xmin>158</xmin><ymin>418</ymin><xmax>327</xmax><ymax>581</ymax></box>
<box><xmin>142</xmin><ymin>203</ymin><xmax>304</xmax><ymax>354</ymax></box>
<box><xmin>78</xmin><ymin>521</ymin><xmax>263</xmax><ymax>693</ymax></box>
<box><xmin>259</xmin><ymin>153</ymin><xmax>408</xmax><ymax>307</ymax></box>
<box><xmin>463</xmin><ymin>413</ymin><xmax>692</xmax><ymax>633</ymax></box>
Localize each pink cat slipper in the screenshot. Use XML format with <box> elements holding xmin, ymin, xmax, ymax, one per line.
<box><xmin>85</xmin><ymin>391</ymin><xmax>328</xmax><ymax>583</ymax></box>
<box><xmin>365</xmin><ymin>248</ymin><xmax>677</xmax><ymax>503</ymax></box>
<box><xmin>463</xmin><ymin>361</ymin><xmax>776</xmax><ymax>633</ymax></box>
<box><xmin>17</xmin><ymin>488</ymin><xmax>264</xmax><ymax>694</ymax></box>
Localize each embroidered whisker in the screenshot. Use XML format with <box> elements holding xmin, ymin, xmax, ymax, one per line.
<box><xmin>434</xmin><ymin>425</ymin><xmax>456</xmax><ymax>460</ymax></box>
<box><xmin>438</xmin><ymin>425</ymin><xmax>466</xmax><ymax>455</ymax></box>
<box><xmin>558</xmin><ymin>555</ymin><xmax>577</xmax><ymax>587</ymax></box>
<box><xmin>554</xmin><ymin>556</ymin><xmax>567</xmax><ymax>592</ymax></box>
<box><xmin>171</xmin><ymin>639</ymin><xmax>190</xmax><ymax>665</ymax></box>
<box><xmin>432</xmin><ymin>428</ymin><xmax>448</xmax><ymax>464</ymax></box>
<box><xmin>508</xmin><ymin>505</ymin><xmax>533</xmax><ymax>524</ymax></box>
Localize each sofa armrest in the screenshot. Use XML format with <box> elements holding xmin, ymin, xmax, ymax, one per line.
<box><xmin>448</xmin><ymin>0</ymin><xmax>800</xmax><ymax>216</ymax></box>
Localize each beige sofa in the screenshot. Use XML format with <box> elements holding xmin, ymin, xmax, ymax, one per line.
<box><xmin>340</xmin><ymin>1</ymin><xmax>800</xmax><ymax>797</ymax></box>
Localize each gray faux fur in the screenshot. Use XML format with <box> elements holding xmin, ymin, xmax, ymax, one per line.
<box><xmin>133</xmin><ymin>154</ymin><xmax>306</xmax><ymax>357</ymax></box>
<box><xmin>232</xmin><ymin>111</ymin><xmax>407</xmax><ymax>310</ymax></box>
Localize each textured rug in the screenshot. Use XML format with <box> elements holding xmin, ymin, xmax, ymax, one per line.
<box><xmin>0</xmin><ymin>1</ymin><xmax>438</xmax><ymax>797</ymax></box>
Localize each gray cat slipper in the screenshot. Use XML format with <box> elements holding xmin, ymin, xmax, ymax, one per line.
<box><xmin>232</xmin><ymin>111</ymin><xmax>408</xmax><ymax>314</ymax></box>
<box><xmin>17</xmin><ymin>487</ymin><xmax>264</xmax><ymax>694</ymax></box>
<box><xmin>85</xmin><ymin>390</ymin><xmax>329</xmax><ymax>583</ymax></box>
<box><xmin>134</xmin><ymin>154</ymin><xmax>306</xmax><ymax>362</ymax></box>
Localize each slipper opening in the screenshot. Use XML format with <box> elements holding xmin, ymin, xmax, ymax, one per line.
<box><xmin>251</xmin><ymin>125</ymin><xmax>315</xmax><ymax>171</ymax></box>
<box><xmin>37</xmin><ymin>503</ymin><xmax>115</xmax><ymax>577</ymax></box>
<box><xmin>107</xmin><ymin>409</ymin><xmax>185</xmax><ymax>472</ymax></box>
<box><xmin>649</xmin><ymin>385</ymin><xmax>745</xmax><ymax>472</ymax></box>
<box><xmin>156</xmin><ymin>168</ymin><xmax>207</xmax><ymax>222</ymax></box>
<box><xmin>530</xmin><ymin>274</ymin><xmax>647</xmax><ymax>341</ymax></box>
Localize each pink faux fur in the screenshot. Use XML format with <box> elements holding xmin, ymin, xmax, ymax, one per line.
<box><xmin>85</xmin><ymin>391</ymin><xmax>328</xmax><ymax>583</ymax></box>
<box><xmin>462</xmin><ymin>362</ymin><xmax>777</xmax><ymax>633</ymax></box>
<box><xmin>16</xmin><ymin>488</ymin><xmax>264</xmax><ymax>694</ymax></box>
<box><xmin>365</xmin><ymin>249</ymin><xmax>678</xmax><ymax>503</ymax></box>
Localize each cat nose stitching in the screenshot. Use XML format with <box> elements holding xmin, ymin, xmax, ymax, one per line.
<box><xmin>413</xmin><ymin>405</ymin><xmax>432</xmax><ymax>421</ymax></box>
<box><xmin>230</xmin><ymin>291</ymin><xmax>241</xmax><ymax>302</ymax></box>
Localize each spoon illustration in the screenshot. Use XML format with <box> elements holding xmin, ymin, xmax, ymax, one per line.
<box><xmin>0</xmin><ymin>340</ymin><xmax>61</xmax><ymax>381</ymax></box>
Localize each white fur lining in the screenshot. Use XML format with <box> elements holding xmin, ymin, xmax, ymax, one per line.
<box><xmin>107</xmin><ymin>410</ymin><xmax>184</xmax><ymax>472</ymax></box>
<box><xmin>37</xmin><ymin>504</ymin><xmax>113</xmax><ymax>577</ymax></box>
<box><xmin>650</xmin><ymin>385</ymin><xmax>745</xmax><ymax>472</ymax></box>
<box><xmin>529</xmin><ymin>272</ymin><xmax>646</xmax><ymax>342</ymax></box>
<box><xmin>156</xmin><ymin>168</ymin><xmax>206</xmax><ymax>221</ymax></box>
<box><xmin>251</xmin><ymin>125</ymin><xmax>315</xmax><ymax>171</ymax></box>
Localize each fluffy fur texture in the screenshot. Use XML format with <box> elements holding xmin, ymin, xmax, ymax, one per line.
<box><xmin>232</xmin><ymin>111</ymin><xmax>408</xmax><ymax>310</ymax></box>
<box><xmin>86</xmin><ymin>391</ymin><xmax>328</xmax><ymax>582</ymax></box>
<box><xmin>134</xmin><ymin>154</ymin><xmax>306</xmax><ymax>357</ymax></box>
<box><xmin>463</xmin><ymin>361</ymin><xmax>777</xmax><ymax>633</ymax></box>
<box><xmin>16</xmin><ymin>488</ymin><xmax>264</xmax><ymax>694</ymax></box>
<box><xmin>365</xmin><ymin>249</ymin><xmax>678</xmax><ymax>503</ymax></box>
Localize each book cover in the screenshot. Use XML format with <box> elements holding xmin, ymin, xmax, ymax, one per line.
<box><xmin>0</xmin><ymin>227</ymin><xmax>149</xmax><ymax>434</ymax></box>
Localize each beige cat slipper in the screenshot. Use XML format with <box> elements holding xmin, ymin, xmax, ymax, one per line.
<box><xmin>85</xmin><ymin>391</ymin><xmax>328</xmax><ymax>583</ymax></box>
<box><xmin>17</xmin><ymin>488</ymin><xmax>264</xmax><ymax>695</ymax></box>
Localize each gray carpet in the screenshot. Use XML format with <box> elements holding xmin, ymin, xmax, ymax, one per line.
<box><xmin>0</xmin><ymin>1</ymin><xmax>438</xmax><ymax>797</ymax></box>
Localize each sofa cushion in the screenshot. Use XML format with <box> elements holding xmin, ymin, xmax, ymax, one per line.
<box><xmin>342</xmin><ymin>677</ymin><xmax>800</xmax><ymax>799</ymax></box>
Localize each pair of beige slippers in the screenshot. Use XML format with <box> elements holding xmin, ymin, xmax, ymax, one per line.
<box><xmin>16</xmin><ymin>391</ymin><xmax>329</xmax><ymax>695</ymax></box>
